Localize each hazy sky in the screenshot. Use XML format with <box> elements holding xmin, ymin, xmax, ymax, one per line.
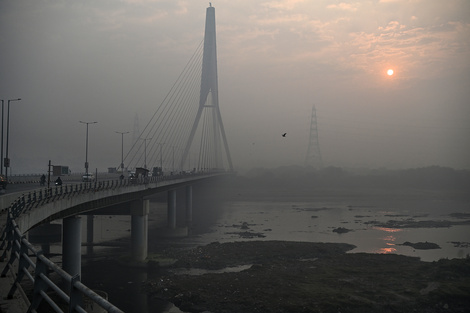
<box><xmin>1</xmin><ymin>0</ymin><xmax>469</xmax><ymax>174</ymax></box>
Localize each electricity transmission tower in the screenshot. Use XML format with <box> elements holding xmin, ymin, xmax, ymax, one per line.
<box><xmin>305</xmin><ymin>105</ymin><xmax>323</xmax><ymax>169</ymax></box>
<box><xmin>180</xmin><ymin>5</ymin><xmax>233</xmax><ymax>171</ymax></box>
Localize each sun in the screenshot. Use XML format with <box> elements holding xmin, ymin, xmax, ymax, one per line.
<box><xmin>387</xmin><ymin>69</ymin><xmax>394</xmax><ymax>76</ymax></box>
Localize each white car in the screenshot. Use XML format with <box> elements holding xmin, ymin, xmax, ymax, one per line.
<box><xmin>82</xmin><ymin>173</ymin><xmax>95</xmax><ymax>182</ymax></box>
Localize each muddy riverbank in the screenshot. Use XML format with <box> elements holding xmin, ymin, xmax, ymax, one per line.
<box><xmin>144</xmin><ymin>240</ymin><xmax>470</xmax><ymax>313</ymax></box>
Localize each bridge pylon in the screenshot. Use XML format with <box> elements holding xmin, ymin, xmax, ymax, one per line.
<box><xmin>180</xmin><ymin>5</ymin><xmax>233</xmax><ymax>171</ymax></box>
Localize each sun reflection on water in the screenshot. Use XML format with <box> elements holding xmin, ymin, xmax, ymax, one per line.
<box><xmin>374</xmin><ymin>226</ymin><xmax>403</xmax><ymax>254</ymax></box>
<box><xmin>373</xmin><ymin>227</ymin><xmax>403</xmax><ymax>233</ymax></box>
<box><xmin>378</xmin><ymin>247</ymin><xmax>397</xmax><ymax>254</ymax></box>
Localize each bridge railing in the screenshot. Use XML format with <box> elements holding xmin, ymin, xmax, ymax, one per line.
<box><xmin>1</xmin><ymin>210</ymin><xmax>124</xmax><ymax>313</ymax></box>
<box><xmin>8</xmin><ymin>177</ymin><xmax>137</xmax><ymax>219</ymax></box>
<box><xmin>1</xmin><ymin>203</ymin><xmax>125</xmax><ymax>312</ymax></box>
<box><xmin>4</xmin><ymin>171</ymin><xmax>212</xmax><ymax>218</ymax></box>
<box><xmin>0</xmin><ymin>170</ymin><xmax>228</xmax><ymax>312</ymax></box>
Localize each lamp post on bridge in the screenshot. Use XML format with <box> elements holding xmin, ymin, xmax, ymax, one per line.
<box><xmin>79</xmin><ymin>121</ymin><xmax>97</xmax><ymax>175</ymax></box>
<box><xmin>3</xmin><ymin>98</ymin><xmax>21</xmax><ymax>182</ymax></box>
<box><xmin>157</xmin><ymin>142</ymin><xmax>164</xmax><ymax>174</ymax></box>
<box><xmin>115</xmin><ymin>131</ymin><xmax>129</xmax><ymax>172</ymax></box>
<box><xmin>172</xmin><ymin>146</ymin><xmax>183</xmax><ymax>173</ymax></box>
<box><xmin>80</xmin><ymin>121</ymin><xmax>97</xmax><ymax>257</ymax></box>
<box><xmin>140</xmin><ymin>137</ymin><xmax>152</xmax><ymax>169</ymax></box>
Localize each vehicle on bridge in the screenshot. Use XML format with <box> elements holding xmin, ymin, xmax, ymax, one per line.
<box><xmin>0</xmin><ymin>174</ymin><xmax>7</xmax><ymax>189</ymax></box>
<box><xmin>55</xmin><ymin>177</ymin><xmax>63</xmax><ymax>186</ymax></box>
<box><xmin>129</xmin><ymin>172</ymin><xmax>137</xmax><ymax>183</ymax></box>
<box><xmin>135</xmin><ymin>167</ymin><xmax>150</xmax><ymax>177</ymax></box>
<box><xmin>82</xmin><ymin>173</ymin><xmax>95</xmax><ymax>182</ymax></box>
<box><xmin>152</xmin><ymin>166</ymin><xmax>163</xmax><ymax>176</ymax></box>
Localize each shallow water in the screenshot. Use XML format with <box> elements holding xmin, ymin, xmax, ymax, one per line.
<box><xmin>169</xmin><ymin>264</ymin><xmax>253</xmax><ymax>276</ymax></box>
<box><xmin>190</xmin><ymin>200</ymin><xmax>470</xmax><ymax>262</ymax></box>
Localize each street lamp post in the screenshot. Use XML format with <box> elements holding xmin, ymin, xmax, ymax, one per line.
<box><xmin>5</xmin><ymin>98</ymin><xmax>21</xmax><ymax>181</ymax></box>
<box><xmin>157</xmin><ymin>142</ymin><xmax>164</xmax><ymax>173</ymax></box>
<box><xmin>115</xmin><ymin>131</ymin><xmax>129</xmax><ymax>172</ymax></box>
<box><xmin>79</xmin><ymin>121</ymin><xmax>97</xmax><ymax>174</ymax></box>
<box><xmin>140</xmin><ymin>137</ymin><xmax>152</xmax><ymax>169</ymax></box>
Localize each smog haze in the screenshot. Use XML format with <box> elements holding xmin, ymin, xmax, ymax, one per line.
<box><xmin>1</xmin><ymin>0</ymin><xmax>469</xmax><ymax>174</ymax></box>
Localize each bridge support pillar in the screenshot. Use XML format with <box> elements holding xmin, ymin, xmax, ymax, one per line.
<box><xmin>62</xmin><ymin>216</ymin><xmax>82</xmax><ymax>291</ymax></box>
<box><xmin>131</xmin><ymin>199</ymin><xmax>149</xmax><ymax>262</ymax></box>
<box><xmin>186</xmin><ymin>185</ymin><xmax>193</xmax><ymax>231</ymax></box>
<box><xmin>167</xmin><ymin>190</ymin><xmax>176</xmax><ymax>229</ymax></box>
<box><xmin>86</xmin><ymin>215</ymin><xmax>94</xmax><ymax>255</ymax></box>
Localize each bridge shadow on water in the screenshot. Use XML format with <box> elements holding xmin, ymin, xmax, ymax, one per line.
<box><xmin>81</xmin><ymin>258</ymin><xmax>173</xmax><ymax>313</ymax></box>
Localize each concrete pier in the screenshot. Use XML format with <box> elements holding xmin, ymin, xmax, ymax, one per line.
<box><xmin>131</xmin><ymin>199</ymin><xmax>149</xmax><ymax>262</ymax></box>
<box><xmin>167</xmin><ymin>189</ymin><xmax>176</xmax><ymax>229</ymax></box>
<box><xmin>62</xmin><ymin>216</ymin><xmax>82</xmax><ymax>289</ymax></box>
<box><xmin>185</xmin><ymin>185</ymin><xmax>193</xmax><ymax>230</ymax></box>
<box><xmin>86</xmin><ymin>215</ymin><xmax>94</xmax><ymax>255</ymax></box>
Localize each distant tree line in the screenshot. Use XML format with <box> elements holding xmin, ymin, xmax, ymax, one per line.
<box><xmin>234</xmin><ymin>165</ymin><xmax>470</xmax><ymax>191</ymax></box>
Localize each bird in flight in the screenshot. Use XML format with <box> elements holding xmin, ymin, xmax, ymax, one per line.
<box><xmin>282</xmin><ymin>133</ymin><xmax>287</xmax><ymax>137</ymax></box>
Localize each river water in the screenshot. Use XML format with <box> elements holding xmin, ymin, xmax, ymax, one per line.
<box><xmin>69</xmin><ymin>186</ymin><xmax>470</xmax><ymax>313</ymax></box>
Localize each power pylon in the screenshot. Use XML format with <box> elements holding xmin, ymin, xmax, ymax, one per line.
<box><xmin>180</xmin><ymin>5</ymin><xmax>233</xmax><ymax>171</ymax></box>
<box><xmin>305</xmin><ymin>105</ymin><xmax>323</xmax><ymax>169</ymax></box>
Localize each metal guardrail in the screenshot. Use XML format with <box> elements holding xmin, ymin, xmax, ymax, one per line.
<box><xmin>2</xmin><ymin>172</ymin><xmax>210</xmax><ymax>217</ymax></box>
<box><xmin>5</xmin><ymin>177</ymin><xmax>150</xmax><ymax>218</ymax></box>
<box><xmin>0</xmin><ymin>171</ymin><xmax>226</xmax><ymax>312</ymax></box>
<box><xmin>1</xmin><ymin>211</ymin><xmax>124</xmax><ymax>313</ymax></box>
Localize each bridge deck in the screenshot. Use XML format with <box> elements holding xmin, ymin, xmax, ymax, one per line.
<box><xmin>0</xmin><ymin>172</ymin><xmax>232</xmax><ymax>313</ymax></box>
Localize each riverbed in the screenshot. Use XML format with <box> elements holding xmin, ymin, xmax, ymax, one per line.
<box><xmin>74</xmin><ymin>186</ymin><xmax>470</xmax><ymax>312</ymax></box>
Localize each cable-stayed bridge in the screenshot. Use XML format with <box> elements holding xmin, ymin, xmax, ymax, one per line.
<box><xmin>123</xmin><ymin>5</ymin><xmax>232</xmax><ymax>175</ymax></box>
<box><xmin>0</xmin><ymin>6</ymin><xmax>232</xmax><ymax>313</ymax></box>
